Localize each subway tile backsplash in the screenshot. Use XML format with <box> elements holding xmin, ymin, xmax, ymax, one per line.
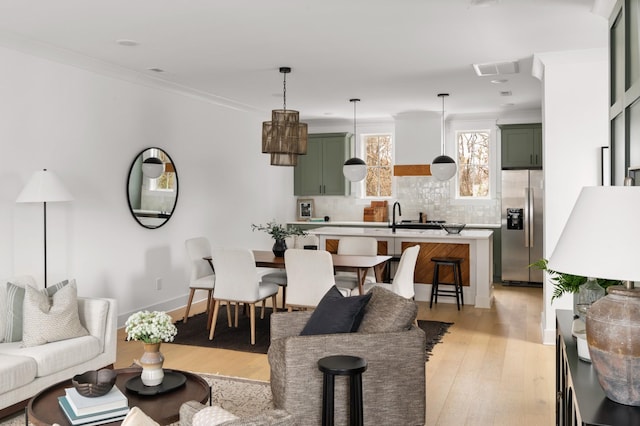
<box><xmin>307</xmin><ymin>176</ymin><xmax>501</xmax><ymax>224</ymax></box>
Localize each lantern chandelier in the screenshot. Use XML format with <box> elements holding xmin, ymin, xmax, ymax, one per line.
<box><xmin>430</xmin><ymin>93</ymin><xmax>457</xmax><ymax>181</ymax></box>
<box><xmin>261</xmin><ymin>67</ymin><xmax>308</xmax><ymax>166</ymax></box>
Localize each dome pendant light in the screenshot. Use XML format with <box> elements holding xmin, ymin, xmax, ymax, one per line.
<box><xmin>343</xmin><ymin>98</ymin><xmax>367</xmax><ymax>182</ymax></box>
<box><xmin>142</xmin><ymin>157</ymin><xmax>164</xmax><ymax>179</ymax></box>
<box><xmin>430</xmin><ymin>93</ymin><xmax>457</xmax><ymax>181</ymax></box>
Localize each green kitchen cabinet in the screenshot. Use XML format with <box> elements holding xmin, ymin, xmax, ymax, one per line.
<box><xmin>294</xmin><ymin>132</ymin><xmax>351</xmax><ymax>195</ymax></box>
<box><xmin>500</xmin><ymin>124</ymin><xmax>542</xmax><ymax>169</ymax></box>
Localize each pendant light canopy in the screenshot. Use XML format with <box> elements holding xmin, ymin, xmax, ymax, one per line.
<box><xmin>430</xmin><ymin>93</ymin><xmax>457</xmax><ymax>181</ymax></box>
<box><xmin>262</xmin><ymin>67</ymin><xmax>308</xmax><ymax>166</ymax></box>
<box><xmin>343</xmin><ymin>98</ymin><xmax>367</xmax><ymax>182</ymax></box>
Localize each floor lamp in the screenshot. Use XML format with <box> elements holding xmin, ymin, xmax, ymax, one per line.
<box><xmin>16</xmin><ymin>169</ymin><xmax>73</xmax><ymax>288</ymax></box>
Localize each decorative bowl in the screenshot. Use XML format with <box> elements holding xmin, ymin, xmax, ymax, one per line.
<box><xmin>441</xmin><ymin>223</ymin><xmax>466</xmax><ymax>234</ymax></box>
<box><xmin>72</xmin><ymin>369</ymin><xmax>117</xmax><ymax>397</ymax></box>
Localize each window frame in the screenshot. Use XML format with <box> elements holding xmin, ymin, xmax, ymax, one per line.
<box><xmin>361</xmin><ymin>132</ymin><xmax>394</xmax><ymax>199</ymax></box>
<box><xmin>447</xmin><ymin>119</ymin><xmax>497</xmax><ymax>206</ymax></box>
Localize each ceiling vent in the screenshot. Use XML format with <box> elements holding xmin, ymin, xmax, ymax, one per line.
<box><xmin>472</xmin><ymin>60</ymin><xmax>519</xmax><ymax>77</ymax></box>
<box><xmin>500</xmin><ymin>90</ymin><xmax>512</xmax><ymax>97</ymax></box>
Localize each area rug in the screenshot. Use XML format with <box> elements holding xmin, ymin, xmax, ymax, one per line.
<box><xmin>418</xmin><ymin>319</ymin><xmax>453</xmax><ymax>360</ymax></box>
<box><xmin>173</xmin><ymin>307</ymin><xmax>275</xmax><ymax>354</ymax></box>
<box><xmin>0</xmin><ymin>373</ymin><xmax>273</xmax><ymax>426</ymax></box>
<box><xmin>173</xmin><ymin>310</ymin><xmax>453</xmax><ymax>358</ymax></box>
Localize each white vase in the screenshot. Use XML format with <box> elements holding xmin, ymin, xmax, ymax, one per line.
<box><xmin>138</xmin><ymin>342</ymin><xmax>165</xmax><ymax>386</ymax></box>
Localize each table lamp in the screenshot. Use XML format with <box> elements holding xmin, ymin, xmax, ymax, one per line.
<box><xmin>16</xmin><ymin>169</ymin><xmax>73</xmax><ymax>288</ymax></box>
<box><xmin>548</xmin><ymin>186</ymin><xmax>640</xmax><ymax>406</ymax></box>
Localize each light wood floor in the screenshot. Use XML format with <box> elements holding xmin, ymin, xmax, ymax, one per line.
<box><xmin>115</xmin><ymin>284</ymin><xmax>555</xmax><ymax>425</ymax></box>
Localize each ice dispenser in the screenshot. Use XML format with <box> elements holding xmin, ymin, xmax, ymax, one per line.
<box><xmin>506</xmin><ymin>208</ymin><xmax>523</xmax><ymax>230</ymax></box>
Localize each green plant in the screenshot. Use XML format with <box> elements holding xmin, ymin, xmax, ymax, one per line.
<box><xmin>251</xmin><ymin>220</ymin><xmax>306</xmax><ymax>241</ymax></box>
<box><xmin>529</xmin><ymin>258</ymin><xmax>620</xmax><ymax>301</ymax></box>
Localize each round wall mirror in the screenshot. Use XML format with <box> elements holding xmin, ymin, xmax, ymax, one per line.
<box><xmin>127</xmin><ymin>147</ymin><xmax>179</xmax><ymax>229</ymax></box>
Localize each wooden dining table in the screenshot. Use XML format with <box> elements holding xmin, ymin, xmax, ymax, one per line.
<box><xmin>205</xmin><ymin>250</ymin><xmax>392</xmax><ymax>295</ymax></box>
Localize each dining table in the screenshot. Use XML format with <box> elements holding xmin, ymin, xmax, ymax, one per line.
<box><xmin>205</xmin><ymin>250</ymin><xmax>392</xmax><ymax>295</ymax></box>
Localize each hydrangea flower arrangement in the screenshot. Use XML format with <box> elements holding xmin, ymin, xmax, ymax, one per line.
<box><xmin>125</xmin><ymin>310</ymin><xmax>177</xmax><ymax>344</ymax></box>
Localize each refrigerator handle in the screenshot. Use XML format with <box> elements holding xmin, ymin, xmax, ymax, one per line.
<box><xmin>523</xmin><ymin>187</ymin><xmax>530</xmax><ymax>248</ymax></box>
<box><xmin>529</xmin><ymin>187</ymin><xmax>534</xmax><ymax>247</ymax></box>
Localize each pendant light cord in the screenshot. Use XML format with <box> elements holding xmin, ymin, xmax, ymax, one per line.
<box><xmin>350</xmin><ymin>98</ymin><xmax>360</xmax><ymax>158</ymax></box>
<box><xmin>439</xmin><ymin>93</ymin><xmax>448</xmax><ymax>155</ymax></box>
<box><xmin>282</xmin><ymin>72</ymin><xmax>287</xmax><ymax>111</ymax></box>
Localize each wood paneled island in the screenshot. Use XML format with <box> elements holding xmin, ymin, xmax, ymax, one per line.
<box><xmin>309</xmin><ymin>226</ymin><xmax>494</xmax><ymax>308</ymax></box>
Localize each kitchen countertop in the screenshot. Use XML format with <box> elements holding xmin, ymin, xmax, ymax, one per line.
<box><xmin>308</xmin><ymin>226</ymin><xmax>493</xmax><ymax>240</ymax></box>
<box><xmin>288</xmin><ymin>221</ymin><xmax>501</xmax><ymax>229</ymax></box>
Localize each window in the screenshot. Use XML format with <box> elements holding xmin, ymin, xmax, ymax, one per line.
<box><xmin>364</xmin><ymin>134</ymin><xmax>392</xmax><ymax>197</ymax></box>
<box><xmin>457</xmin><ymin>130</ymin><xmax>490</xmax><ymax>198</ymax></box>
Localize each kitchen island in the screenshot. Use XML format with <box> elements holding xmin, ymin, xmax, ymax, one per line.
<box><xmin>309</xmin><ymin>226</ymin><xmax>494</xmax><ymax>308</ymax></box>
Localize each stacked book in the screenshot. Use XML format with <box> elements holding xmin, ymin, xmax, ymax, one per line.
<box><xmin>58</xmin><ymin>386</ymin><xmax>129</xmax><ymax>425</ymax></box>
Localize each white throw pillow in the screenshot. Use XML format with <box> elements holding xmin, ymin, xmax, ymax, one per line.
<box><xmin>193</xmin><ymin>406</ymin><xmax>240</xmax><ymax>426</ymax></box>
<box><xmin>121</xmin><ymin>407</ymin><xmax>160</xmax><ymax>426</ymax></box>
<box><xmin>22</xmin><ymin>280</ymin><xmax>89</xmax><ymax>347</ymax></box>
<box><xmin>3</xmin><ymin>278</ymin><xmax>67</xmax><ymax>343</ymax></box>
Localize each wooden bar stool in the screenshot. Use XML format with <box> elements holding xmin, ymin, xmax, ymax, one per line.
<box><xmin>317</xmin><ymin>355</ymin><xmax>368</xmax><ymax>426</ymax></box>
<box><xmin>430</xmin><ymin>257</ymin><xmax>464</xmax><ymax>310</ymax></box>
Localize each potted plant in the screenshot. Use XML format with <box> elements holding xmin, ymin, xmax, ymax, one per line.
<box><xmin>251</xmin><ymin>220</ymin><xmax>307</xmax><ymax>257</ymax></box>
<box><xmin>125</xmin><ymin>310</ymin><xmax>177</xmax><ymax>386</ymax></box>
<box><xmin>529</xmin><ymin>258</ymin><xmax>619</xmax><ymax>301</ymax></box>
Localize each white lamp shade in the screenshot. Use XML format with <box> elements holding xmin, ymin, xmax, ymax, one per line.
<box><xmin>548</xmin><ymin>186</ymin><xmax>640</xmax><ymax>282</ymax></box>
<box><xmin>16</xmin><ymin>169</ymin><xmax>73</xmax><ymax>203</ymax></box>
<box><xmin>430</xmin><ymin>156</ymin><xmax>457</xmax><ymax>181</ymax></box>
<box><xmin>343</xmin><ymin>158</ymin><xmax>367</xmax><ymax>182</ymax></box>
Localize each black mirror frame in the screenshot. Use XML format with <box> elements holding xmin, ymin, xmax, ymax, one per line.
<box><xmin>126</xmin><ymin>147</ymin><xmax>179</xmax><ymax>229</ymax></box>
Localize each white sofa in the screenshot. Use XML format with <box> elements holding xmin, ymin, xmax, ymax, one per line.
<box><xmin>0</xmin><ymin>277</ymin><xmax>117</xmax><ymax>418</ymax></box>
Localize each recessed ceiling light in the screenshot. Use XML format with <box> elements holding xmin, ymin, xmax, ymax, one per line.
<box><xmin>148</xmin><ymin>68</ymin><xmax>165</xmax><ymax>73</ymax></box>
<box><xmin>116</xmin><ymin>39</ymin><xmax>139</xmax><ymax>47</ymax></box>
<box><xmin>491</xmin><ymin>79</ymin><xmax>508</xmax><ymax>84</ymax></box>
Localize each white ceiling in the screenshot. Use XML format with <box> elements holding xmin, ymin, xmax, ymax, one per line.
<box><xmin>0</xmin><ymin>0</ymin><xmax>610</xmax><ymax>121</ymax></box>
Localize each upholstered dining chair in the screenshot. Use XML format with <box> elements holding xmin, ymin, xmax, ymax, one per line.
<box><xmin>284</xmin><ymin>249</ymin><xmax>345</xmax><ymax>311</ymax></box>
<box><xmin>209</xmin><ymin>248</ymin><xmax>279</xmax><ymax>345</ymax></box>
<box><xmin>261</xmin><ymin>234</ymin><xmax>320</xmax><ymax>309</ymax></box>
<box><xmin>184</xmin><ymin>237</ymin><xmax>216</xmax><ymax>324</ymax></box>
<box><xmin>334</xmin><ymin>236</ymin><xmax>378</xmax><ymax>294</ymax></box>
<box><xmin>363</xmin><ymin>244</ymin><xmax>420</xmax><ymax>299</ymax></box>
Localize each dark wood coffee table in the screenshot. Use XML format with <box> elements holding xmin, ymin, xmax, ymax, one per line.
<box><xmin>27</xmin><ymin>368</ymin><xmax>210</xmax><ymax>425</ymax></box>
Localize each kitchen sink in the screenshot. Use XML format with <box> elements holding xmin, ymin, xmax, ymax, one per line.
<box><xmin>389</xmin><ymin>221</ymin><xmax>444</xmax><ymax>230</ymax></box>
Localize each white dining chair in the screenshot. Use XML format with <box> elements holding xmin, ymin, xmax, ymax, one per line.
<box><xmin>261</xmin><ymin>234</ymin><xmax>320</xmax><ymax>309</ymax></box>
<box><xmin>334</xmin><ymin>236</ymin><xmax>378</xmax><ymax>294</ymax></box>
<box><xmin>363</xmin><ymin>245</ymin><xmax>420</xmax><ymax>299</ymax></box>
<box><xmin>208</xmin><ymin>248</ymin><xmax>279</xmax><ymax>345</ymax></box>
<box><xmin>284</xmin><ymin>249</ymin><xmax>345</xmax><ymax>311</ymax></box>
<box><xmin>184</xmin><ymin>237</ymin><xmax>216</xmax><ymax>324</ymax></box>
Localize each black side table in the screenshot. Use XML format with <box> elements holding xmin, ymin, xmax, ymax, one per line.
<box><xmin>318</xmin><ymin>355</ymin><xmax>368</xmax><ymax>426</ymax></box>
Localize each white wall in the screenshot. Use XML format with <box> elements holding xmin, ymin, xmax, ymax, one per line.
<box><xmin>0</xmin><ymin>45</ymin><xmax>295</xmax><ymax>325</ymax></box>
<box><xmin>534</xmin><ymin>48</ymin><xmax>609</xmax><ymax>344</ymax></box>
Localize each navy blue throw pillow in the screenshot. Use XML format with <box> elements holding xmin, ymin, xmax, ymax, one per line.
<box><xmin>300</xmin><ymin>286</ymin><xmax>373</xmax><ymax>336</ymax></box>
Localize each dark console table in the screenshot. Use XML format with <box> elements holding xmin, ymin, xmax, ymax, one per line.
<box><xmin>556</xmin><ymin>310</ymin><xmax>640</xmax><ymax>425</ymax></box>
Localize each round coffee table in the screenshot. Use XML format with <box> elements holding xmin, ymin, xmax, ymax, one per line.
<box><xmin>27</xmin><ymin>368</ymin><xmax>210</xmax><ymax>425</ymax></box>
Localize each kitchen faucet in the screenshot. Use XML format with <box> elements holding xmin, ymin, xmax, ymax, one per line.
<box><xmin>392</xmin><ymin>201</ymin><xmax>402</xmax><ymax>233</ymax></box>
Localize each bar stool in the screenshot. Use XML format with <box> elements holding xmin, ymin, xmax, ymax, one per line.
<box><xmin>430</xmin><ymin>257</ymin><xmax>464</xmax><ymax>310</ymax></box>
<box><xmin>317</xmin><ymin>355</ymin><xmax>368</xmax><ymax>426</ymax></box>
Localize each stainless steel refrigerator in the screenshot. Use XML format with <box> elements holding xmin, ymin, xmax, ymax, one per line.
<box><xmin>501</xmin><ymin>170</ymin><xmax>544</xmax><ymax>285</ymax></box>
